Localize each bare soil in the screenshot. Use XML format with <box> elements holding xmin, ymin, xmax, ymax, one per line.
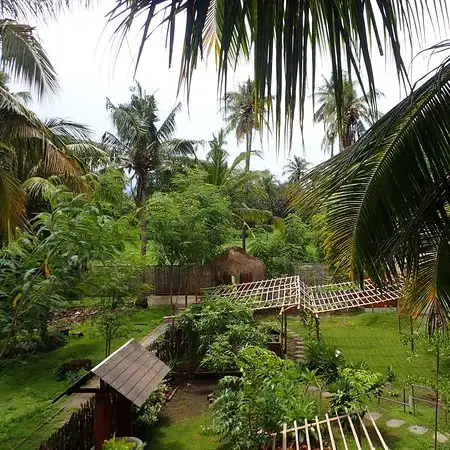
<box><xmin>160</xmin><ymin>378</ymin><xmax>219</xmax><ymax>424</ymax></box>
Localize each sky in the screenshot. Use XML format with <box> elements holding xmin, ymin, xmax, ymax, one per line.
<box><xmin>22</xmin><ymin>2</ymin><xmax>446</xmax><ymax>179</ymax></box>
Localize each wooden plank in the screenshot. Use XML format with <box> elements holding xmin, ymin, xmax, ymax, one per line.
<box><xmin>305</xmin><ymin>419</ymin><xmax>311</xmax><ymax>450</ymax></box>
<box><xmin>346</xmin><ymin>413</ymin><xmax>362</xmax><ymax>450</ymax></box>
<box><xmin>325</xmin><ymin>413</ymin><xmax>337</xmax><ymax>450</ymax></box>
<box><xmin>368</xmin><ymin>412</ymin><xmax>389</xmax><ymax>450</ymax></box>
<box><xmin>357</xmin><ymin>413</ymin><xmax>375</xmax><ymax>450</ymax></box>
<box><xmin>92</xmin><ymin>340</ymin><xmax>138</xmax><ymax>378</ymax></box>
<box><xmin>282</xmin><ymin>423</ymin><xmax>287</xmax><ymax>450</ymax></box>
<box><xmin>104</xmin><ymin>348</ymin><xmax>155</xmax><ymax>389</ymax></box>
<box><xmin>315</xmin><ymin>415</ymin><xmax>324</xmax><ymax>450</ymax></box>
<box><xmin>336</xmin><ymin>414</ymin><xmax>348</xmax><ymax>450</ymax></box>
<box><xmin>129</xmin><ymin>361</ymin><xmax>170</xmax><ymax>407</ymax></box>
<box><xmin>294</xmin><ymin>420</ymin><xmax>299</xmax><ymax>450</ymax></box>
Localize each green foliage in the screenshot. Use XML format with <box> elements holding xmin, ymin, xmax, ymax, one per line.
<box><xmin>305</xmin><ymin>339</ymin><xmax>344</xmax><ymax>383</ymax></box>
<box><xmin>386</xmin><ymin>365</ymin><xmax>397</xmax><ymax>384</ymax></box>
<box><xmin>135</xmin><ymin>383</ymin><xmax>169</xmax><ymax>429</ymax></box>
<box><xmin>147</xmin><ymin>170</ymin><xmax>232</xmax><ymax>267</ymax></box>
<box><xmin>178</xmin><ymin>298</ymin><xmax>269</xmax><ymax>371</ymax></box>
<box><xmin>330</xmin><ymin>366</ymin><xmax>384</xmax><ymax>412</ymax></box>
<box><xmin>250</xmin><ymin>214</ymin><xmax>321</xmax><ymax>276</ymax></box>
<box><xmin>0</xmin><ymin>191</ymin><xmax>134</xmax><ymax>358</ymax></box>
<box><xmin>103</xmin><ymin>436</ymin><xmax>145</xmax><ymax>449</ymax></box>
<box><xmin>211</xmin><ymin>346</ymin><xmax>316</xmax><ymax>449</ymax></box>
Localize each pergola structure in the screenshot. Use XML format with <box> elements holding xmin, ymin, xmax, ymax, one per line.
<box><xmin>203</xmin><ymin>276</ymin><xmax>402</xmax><ymax>315</ymax></box>
<box><xmin>280</xmin><ymin>411</ymin><xmax>389</xmax><ymax>450</ymax></box>
<box><xmin>204</xmin><ymin>275</ymin><xmax>402</xmax><ymax>347</ymax></box>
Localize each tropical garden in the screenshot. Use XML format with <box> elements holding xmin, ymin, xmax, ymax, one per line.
<box><xmin>0</xmin><ymin>0</ymin><xmax>449</xmax><ymax>449</ymax></box>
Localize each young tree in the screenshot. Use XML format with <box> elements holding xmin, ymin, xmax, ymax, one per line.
<box><xmin>146</xmin><ymin>169</ymin><xmax>232</xmax><ymax>308</ymax></box>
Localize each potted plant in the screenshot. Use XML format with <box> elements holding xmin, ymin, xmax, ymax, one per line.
<box><xmin>101</xmin><ymin>435</ymin><xmax>145</xmax><ymax>449</ymax></box>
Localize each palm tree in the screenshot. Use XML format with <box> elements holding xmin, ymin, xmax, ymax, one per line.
<box><xmin>313</xmin><ymin>74</ymin><xmax>382</xmax><ymax>155</ymax></box>
<box><xmin>105</xmin><ymin>0</ymin><xmax>444</xmax><ymax>147</ymax></box>
<box><xmin>223</xmin><ymin>78</ymin><xmax>269</xmax><ymax>171</ymax></box>
<box><xmin>0</xmin><ymin>80</ymin><xmax>103</xmax><ymax>239</ymax></box>
<box><xmin>204</xmin><ymin>130</ymin><xmax>272</xmax><ymax>251</ymax></box>
<box><xmin>283</xmin><ymin>156</ymin><xmax>311</xmax><ymax>183</ymax></box>
<box><xmin>103</xmin><ymin>82</ymin><xmax>199</xmax><ymax>256</ymax></box>
<box><xmin>302</xmin><ymin>50</ymin><xmax>450</xmax><ymax>332</ymax></box>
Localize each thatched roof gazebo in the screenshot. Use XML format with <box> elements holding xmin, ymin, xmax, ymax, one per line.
<box><xmin>210</xmin><ymin>246</ymin><xmax>267</xmax><ymax>284</ymax></box>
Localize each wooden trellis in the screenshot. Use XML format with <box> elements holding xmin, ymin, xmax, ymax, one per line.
<box><xmin>280</xmin><ymin>411</ymin><xmax>389</xmax><ymax>450</ymax></box>
<box><xmin>309</xmin><ymin>280</ymin><xmax>403</xmax><ymax>314</ymax></box>
<box><xmin>203</xmin><ymin>276</ymin><xmax>311</xmax><ymax>310</ymax></box>
<box><xmin>203</xmin><ymin>276</ymin><xmax>402</xmax><ymax>315</ymax></box>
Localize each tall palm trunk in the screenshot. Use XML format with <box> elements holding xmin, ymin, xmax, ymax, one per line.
<box><xmin>135</xmin><ymin>172</ymin><xmax>149</xmax><ymax>256</ymax></box>
<box><xmin>245</xmin><ymin>130</ymin><xmax>252</xmax><ymax>171</ymax></box>
<box><xmin>135</xmin><ymin>172</ymin><xmax>149</xmax><ymax>307</ymax></box>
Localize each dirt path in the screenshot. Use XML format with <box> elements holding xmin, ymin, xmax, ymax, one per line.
<box><xmin>159</xmin><ymin>379</ymin><xmax>219</xmax><ymax>424</ymax></box>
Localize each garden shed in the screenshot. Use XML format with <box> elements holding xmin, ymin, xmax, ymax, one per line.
<box><xmin>53</xmin><ymin>339</ymin><xmax>170</xmax><ymax>450</ymax></box>
<box><xmin>209</xmin><ymin>246</ymin><xmax>267</xmax><ymax>284</ymax></box>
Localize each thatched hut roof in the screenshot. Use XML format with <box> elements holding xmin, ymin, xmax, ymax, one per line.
<box><xmin>209</xmin><ymin>247</ymin><xmax>267</xmax><ymax>282</ymax></box>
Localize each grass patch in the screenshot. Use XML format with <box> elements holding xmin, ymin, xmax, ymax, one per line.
<box><xmin>288</xmin><ymin>312</ymin><xmax>441</xmax><ymax>381</ymax></box>
<box><xmin>0</xmin><ymin>305</ymin><xmax>170</xmax><ymax>450</ymax></box>
<box><xmin>148</xmin><ymin>415</ymin><xmax>220</xmax><ymax>450</ymax></box>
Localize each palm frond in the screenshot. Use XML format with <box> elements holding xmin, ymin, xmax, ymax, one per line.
<box><xmin>44</xmin><ymin>118</ymin><xmax>93</xmax><ymax>141</ymax></box>
<box><xmin>0</xmin><ymin>20</ymin><xmax>58</xmax><ymax>99</ymax></box>
<box><xmin>301</xmin><ymin>56</ymin><xmax>450</xmax><ymax>326</ymax></box>
<box><xmin>105</xmin><ymin>0</ymin><xmax>448</xmax><ymax>146</ymax></box>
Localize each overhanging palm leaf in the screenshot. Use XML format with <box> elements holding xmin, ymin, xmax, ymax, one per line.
<box><xmin>301</xmin><ymin>56</ymin><xmax>450</xmax><ymax>328</ymax></box>
<box><xmin>0</xmin><ymin>20</ymin><xmax>58</xmax><ymax>98</ymax></box>
<box><xmin>105</xmin><ymin>0</ymin><xmax>448</xmax><ymax>144</ymax></box>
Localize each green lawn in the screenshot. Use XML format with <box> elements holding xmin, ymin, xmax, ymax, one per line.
<box><xmin>148</xmin><ymin>416</ymin><xmax>220</xmax><ymax>450</ymax></box>
<box><xmin>0</xmin><ymin>305</ymin><xmax>170</xmax><ymax>450</ymax></box>
<box><xmin>148</xmin><ymin>312</ymin><xmax>449</xmax><ymax>450</ymax></box>
<box><xmin>288</xmin><ymin>312</ymin><xmax>444</xmax><ymax>381</ymax></box>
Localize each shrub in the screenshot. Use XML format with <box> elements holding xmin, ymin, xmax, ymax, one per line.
<box><xmin>211</xmin><ymin>346</ymin><xmax>316</xmax><ymax>449</ymax></box>
<box><xmin>330</xmin><ymin>367</ymin><xmax>384</xmax><ymax>412</ymax></box>
<box><xmin>135</xmin><ymin>382</ymin><xmax>169</xmax><ymax>429</ymax></box>
<box><xmin>174</xmin><ymin>298</ymin><xmax>270</xmax><ymax>371</ymax></box>
<box><xmin>305</xmin><ymin>339</ymin><xmax>344</xmax><ymax>383</ymax></box>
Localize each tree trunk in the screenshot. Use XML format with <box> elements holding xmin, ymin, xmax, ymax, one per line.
<box><xmin>169</xmin><ymin>263</ymin><xmax>175</xmax><ymax>315</ymax></box>
<box><xmin>135</xmin><ymin>174</ymin><xmax>149</xmax><ymax>308</ymax></box>
<box><xmin>242</xmin><ymin>223</ymin><xmax>247</xmax><ymax>252</ymax></box>
<box><xmin>245</xmin><ymin>130</ymin><xmax>252</xmax><ymax>171</ymax></box>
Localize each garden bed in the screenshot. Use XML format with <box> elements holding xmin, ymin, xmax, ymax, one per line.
<box><xmin>147</xmin><ymin>378</ymin><xmax>220</xmax><ymax>450</ymax></box>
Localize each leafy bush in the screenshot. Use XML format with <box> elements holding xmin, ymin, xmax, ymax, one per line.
<box><xmin>175</xmin><ymin>298</ymin><xmax>270</xmax><ymax>371</ymax></box>
<box><xmin>305</xmin><ymin>339</ymin><xmax>344</xmax><ymax>383</ymax></box>
<box><xmin>330</xmin><ymin>366</ymin><xmax>384</xmax><ymax>412</ymax></box>
<box><xmin>211</xmin><ymin>346</ymin><xmax>316</xmax><ymax>449</ymax></box>
<box><xmin>135</xmin><ymin>382</ymin><xmax>169</xmax><ymax>429</ymax></box>
<box><xmin>103</xmin><ymin>436</ymin><xmax>145</xmax><ymax>449</ymax></box>
<box><xmin>250</xmin><ymin>214</ymin><xmax>321</xmax><ymax>277</ymax></box>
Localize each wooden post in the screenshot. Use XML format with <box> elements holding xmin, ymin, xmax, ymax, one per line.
<box><xmin>397</xmin><ymin>299</ymin><xmax>402</xmax><ymax>334</ymax></box>
<box><xmin>283</xmin><ymin>313</ymin><xmax>288</xmax><ymax>355</ymax></box>
<box><xmin>115</xmin><ymin>393</ymin><xmax>133</xmax><ymax>437</ymax></box>
<box><xmin>95</xmin><ymin>383</ymin><xmax>112</xmax><ymax>450</ymax></box>
<box><xmin>315</xmin><ymin>315</ymin><xmax>320</xmax><ymax>341</ymax></box>
<box><xmin>403</xmin><ymin>387</ymin><xmax>406</xmax><ymax>413</ymax></box>
<box><xmin>410</xmin><ymin>316</ymin><xmax>415</xmax><ymax>352</ymax></box>
<box><xmin>412</xmin><ymin>385</ymin><xmax>416</xmax><ymax>416</ymax></box>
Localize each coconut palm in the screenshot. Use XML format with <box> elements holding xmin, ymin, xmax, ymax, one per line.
<box><xmin>302</xmin><ymin>49</ymin><xmax>450</xmax><ymax>332</ymax></box>
<box><xmin>0</xmin><ymin>82</ymin><xmax>103</xmax><ymax>240</ymax></box>
<box><xmin>204</xmin><ymin>129</ymin><xmax>272</xmax><ymax>250</ymax></box>
<box><xmin>102</xmin><ymin>82</ymin><xmax>199</xmax><ymax>256</ymax></box>
<box><xmin>105</xmin><ymin>0</ymin><xmax>445</xmax><ymax>146</ymax></box>
<box><xmin>313</xmin><ymin>74</ymin><xmax>382</xmax><ymax>155</ymax></box>
<box><xmin>283</xmin><ymin>156</ymin><xmax>311</xmax><ymax>183</ymax></box>
<box><xmin>223</xmin><ymin>78</ymin><xmax>269</xmax><ymax>171</ymax></box>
